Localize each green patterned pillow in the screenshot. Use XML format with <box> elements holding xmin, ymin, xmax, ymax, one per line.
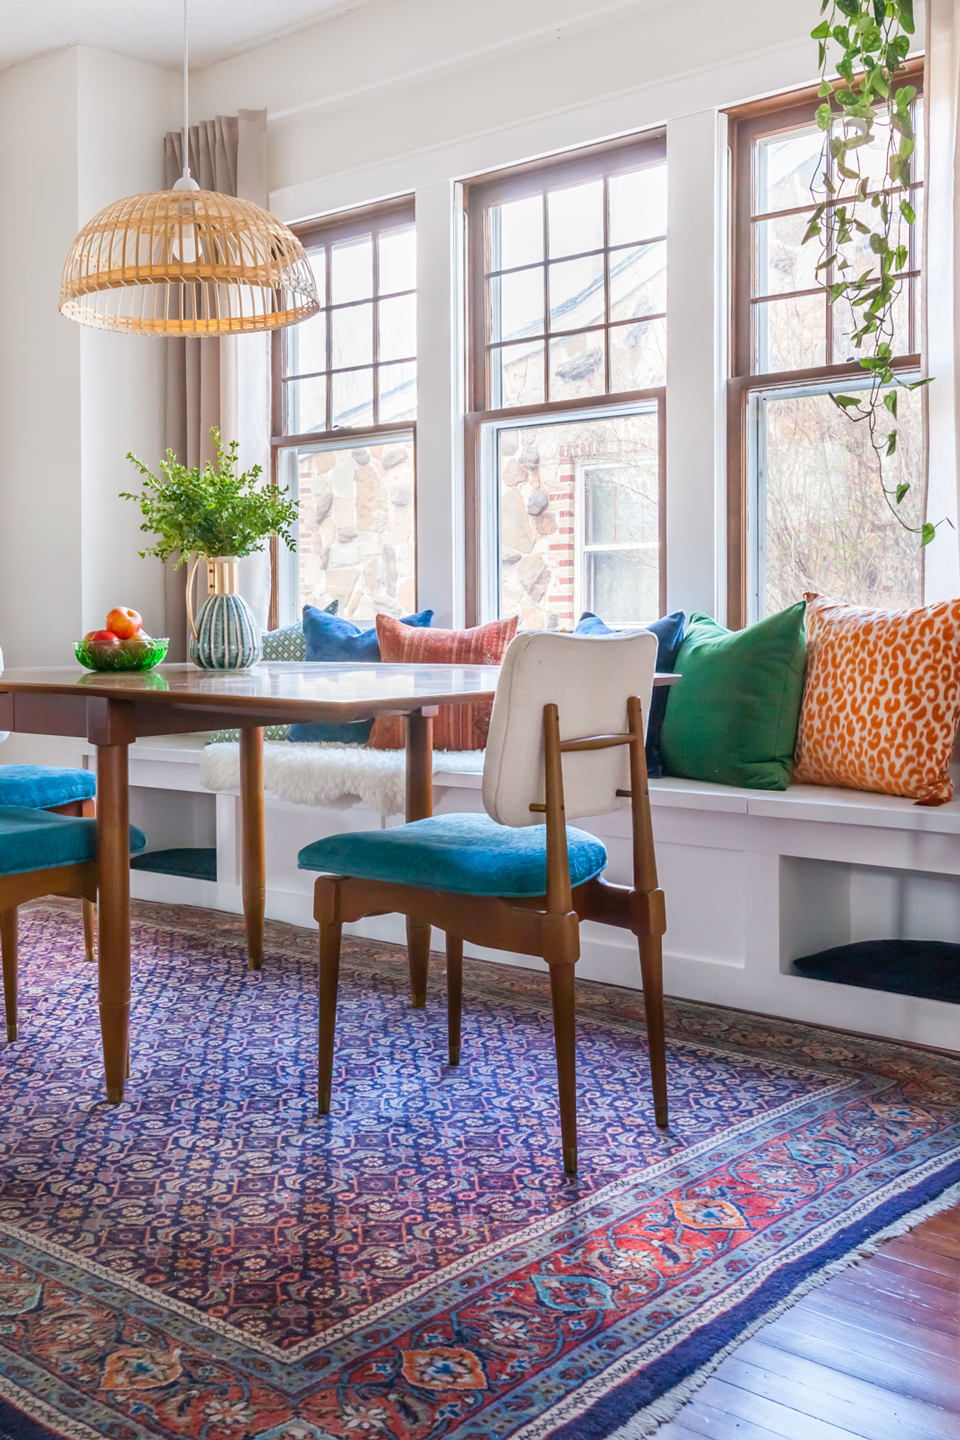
<box><xmin>206</xmin><ymin>622</ymin><xmax>306</xmax><ymax>744</ymax></box>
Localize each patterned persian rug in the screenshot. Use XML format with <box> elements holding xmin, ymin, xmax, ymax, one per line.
<box><xmin>0</xmin><ymin>899</ymin><xmax>957</xmax><ymax>1440</ymax></box>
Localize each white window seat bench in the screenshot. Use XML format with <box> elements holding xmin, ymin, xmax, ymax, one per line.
<box><xmin>73</xmin><ymin>734</ymin><xmax>960</xmax><ymax>1053</ymax></box>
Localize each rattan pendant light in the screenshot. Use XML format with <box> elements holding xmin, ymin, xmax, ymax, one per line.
<box><xmin>59</xmin><ymin>3</ymin><xmax>319</xmax><ymax>335</ymax></box>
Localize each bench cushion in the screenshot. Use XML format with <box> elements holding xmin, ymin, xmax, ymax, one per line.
<box><xmin>0</xmin><ymin>766</ymin><xmax>96</xmax><ymax>810</ymax></box>
<box><xmin>297</xmin><ymin>812</ymin><xmax>606</xmax><ymax>896</ymax></box>
<box><xmin>0</xmin><ymin>808</ymin><xmax>146</xmax><ymax>876</ymax></box>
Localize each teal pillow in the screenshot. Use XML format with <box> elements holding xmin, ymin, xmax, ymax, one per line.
<box><xmin>660</xmin><ymin>603</ymin><xmax>806</xmax><ymax>791</ymax></box>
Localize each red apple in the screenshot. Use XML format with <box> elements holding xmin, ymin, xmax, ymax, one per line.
<box><xmin>106</xmin><ymin>607</ymin><xmax>142</xmax><ymax>639</ymax></box>
<box><xmin>89</xmin><ymin>630</ymin><xmax>121</xmax><ymax>646</ymax></box>
<box><xmin>82</xmin><ymin>631</ymin><xmax>99</xmax><ymax>642</ymax></box>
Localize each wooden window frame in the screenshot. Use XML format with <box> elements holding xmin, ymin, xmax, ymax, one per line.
<box><xmin>725</xmin><ymin>63</ymin><xmax>923</xmax><ymax>628</ymax></box>
<box><xmin>269</xmin><ymin>197</ymin><xmax>417</xmax><ymax>628</ymax></box>
<box><xmin>463</xmin><ymin>133</ymin><xmax>667</xmax><ymax>626</ymax></box>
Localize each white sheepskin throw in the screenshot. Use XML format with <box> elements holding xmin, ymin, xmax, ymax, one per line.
<box><xmin>199</xmin><ymin>742</ymin><xmax>485</xmax><ymax>817</ymax></box>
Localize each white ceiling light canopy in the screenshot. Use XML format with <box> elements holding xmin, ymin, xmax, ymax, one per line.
<box><xmin>58</xmin><ymin>0</ymin><xmax>320</xmax><ymax>336</ymax></box>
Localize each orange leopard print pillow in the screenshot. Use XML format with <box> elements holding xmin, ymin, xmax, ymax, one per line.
<box><xmin>793</xmin><ymin>593</ymin><xmax>960</xmax><ymax>804</ymax></box>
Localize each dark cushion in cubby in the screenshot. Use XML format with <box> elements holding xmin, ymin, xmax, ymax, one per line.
<box><xmin>131</xmin><ymin>848</ymin><xmax>217</xmax><ymax>882</ymax></box>
<box><xmin>793</xmin><ymin>938</ymin><xmax>960</xmax><ymax>1004</ymax></box>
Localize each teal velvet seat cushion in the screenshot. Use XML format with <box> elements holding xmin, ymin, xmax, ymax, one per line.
<box><xmin>0</xmin><ymin>766</ymin><xmax>96</xmax><ymax>810</ymax></box>
<box><xmin>0</xmin><ymin>808</ymin><xmax>146</xmax><ymax>877</ymax></box>
<box><xmin>297</xmin><ymin>812</ymin><xmax>606</xmax><ymax>897</ymax></box>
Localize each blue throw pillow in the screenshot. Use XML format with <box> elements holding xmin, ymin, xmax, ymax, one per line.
<box><xmin>288</xmin><ymin>606</ymin><xmax>435</xmax><ymax>744</ymax></box>
<box><xmin>574</xmin><ymin>611</ymin><xmax>685</xmax><ymax>778</ymax></box>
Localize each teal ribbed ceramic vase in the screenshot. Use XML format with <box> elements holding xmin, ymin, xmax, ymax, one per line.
<box><xmin>187</xmin><ymin>557</ymin><xmax>263</xmax><ymax>670</ymax></box>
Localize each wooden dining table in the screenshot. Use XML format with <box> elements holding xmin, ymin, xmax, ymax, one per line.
<box><xmin>0</xmin><ymin>661</ymin><xmax>504</xmax><ymax>1103</ymax></box>
<box><xmin>0</xmin><ymin>660</ymin><xmax>677</xmax><ymax>1105</ymax></box>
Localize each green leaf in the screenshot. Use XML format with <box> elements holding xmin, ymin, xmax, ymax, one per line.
<box><xmin>811</xmin><ymin>20</ymin><xmax>831</xmax><ymax>37</ymax></box>
<box><xmin>896</xmin><ymin>482</ymin><xmax>910</xmax><ymax>504</ymax></box>
<box><xmin>819</xmin><ymin>80</ymin><xmax>834</xmax><ymax>97</ymax></box>
<box><xmin>832</xmin><ymin>394</ymin><xmax>861</xmax><ymax>408</ymax></box>
<box><xmin>922</xmin><ymin>522</ymin><xmax>936</xmax><ymax>547</ymax></box>
<box><xmin>884</xmin><ymin>390</ymin><xmax>898</xmax><ymax>415</ymax></box>
<box><xmin>816</xmin><ymin>102</ymin><xmax>834</xmax><ymax>130</ymax></box>
<box><xmin>897</xmin><ymin>0</ymin><xmax>915</xmax><ymax>33</ymax></box>
<box><xmin>885</xmin><ymin>429</ymin><xmax>898</xmax><ymax>455</ymax></box>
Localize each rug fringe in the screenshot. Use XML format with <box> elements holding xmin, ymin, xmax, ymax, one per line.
<box><xmin>609</xmin><ymin>1178</ymin><xmax>960</xmax><ymax>1438</ymax></box>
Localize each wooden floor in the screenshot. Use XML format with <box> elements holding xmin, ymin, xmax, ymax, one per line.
<box><xmin>659</xmin><ymin>1202</ymin><xmax>960</xmax><ymax>1439</ymax></box>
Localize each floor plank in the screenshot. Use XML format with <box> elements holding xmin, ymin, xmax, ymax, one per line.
<box><xmin>657</xmin><ymin>1202</ymin><xmax>960</xmax><ymax>1440</ymax></box>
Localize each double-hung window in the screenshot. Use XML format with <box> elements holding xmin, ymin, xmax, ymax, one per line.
<box><xmin>728</xmin><ymin>74</ymin><xmax>924</xmax><ymax>625</ymax></box>
<box><xmin>465</xmin><ymin>135</ymin><xmax>667</xmax><ymax>629</ymax></box>
<box><xmin>270</xmin><ymin>198</ymin><xmax>417</xmax><ymax>627</ymax></box>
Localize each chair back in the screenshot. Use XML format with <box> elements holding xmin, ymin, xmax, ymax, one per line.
<box><xmin>482</xmin><ymin>630</ymin><xmax>658</xmax><ymax>827</ymax></box>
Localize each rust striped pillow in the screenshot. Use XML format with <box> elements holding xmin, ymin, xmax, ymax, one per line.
<box><xmin>793</xmin><ymin>593</ymin><xmax>960</xmax><ymax>804</ymax></box>
<box><xmin>369</xmin><ymin>615</ymin><xmax>518</xmax><ymax>751</ymax></box>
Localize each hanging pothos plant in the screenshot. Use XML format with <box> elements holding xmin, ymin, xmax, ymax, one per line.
<box><xmin>803</xmin><ymin>0</ymin><xmax>941</xmax><ymax>545</ymax></box>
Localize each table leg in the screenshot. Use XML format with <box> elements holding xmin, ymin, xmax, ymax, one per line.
<box><xmin>96</xmin><ymin>743</ymin><xmax>130</xmax><ymax>1104</ymax></box>
<box><xmin>405</xmin><ymin>708</ymin><xmax>434</xmax><ymax>1008</ymax></box>
<box><xmin>240</xmin><ymin>727</ymin><xmax>266</xmax><ymax>971</ymax></box>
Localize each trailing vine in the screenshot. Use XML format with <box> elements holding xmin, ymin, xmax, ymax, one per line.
<box><xmin>803</xmin><ymin>0</ymin><xmax>939</xmax><ymax>545</ymax></box>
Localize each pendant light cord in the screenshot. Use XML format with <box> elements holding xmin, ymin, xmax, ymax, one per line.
<box><xmin>182</xmin><ymin>0</ymin><xmax>191</xmax><ymax>183</ymax></box>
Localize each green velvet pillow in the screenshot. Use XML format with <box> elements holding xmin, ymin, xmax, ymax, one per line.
<box><xmin>660</xmin><ymin>603</ymin><xmax>807</xmax><ymax>791</ymax></box>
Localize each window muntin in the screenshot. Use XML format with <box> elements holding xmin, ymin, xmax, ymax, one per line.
<box><xmin>281</xmin><ymin>210</ymin><xmax>416</xmax><ymax>435</ymax></box>
<box><xmin>748</xmin><ymin>103</ymin><xmax>923</xmax><ymax>375</ymax></box>
<box><xmin>480</xmin><ymin>155</ymin><xmax>667</xmax><ymax>410</ymax></box>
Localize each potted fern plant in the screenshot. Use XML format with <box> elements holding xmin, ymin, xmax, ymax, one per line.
<box><xmin>123</xmin><ymin>429</ymin><xmax>298</xmax><ymax>669</ymax></box>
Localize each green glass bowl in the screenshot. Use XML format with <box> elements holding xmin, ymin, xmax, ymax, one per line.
<box><xmin>74</xmin><ymin>637</ymin><xmax>169</xmax><ymax>672</ymax></box>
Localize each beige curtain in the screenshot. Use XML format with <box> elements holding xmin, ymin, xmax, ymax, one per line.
<box><xmin>923</xmin><ymin>3</ymin><xmax>960</xmax><ymax>602</ymax></box>
<box><xmin>162</xmin><ymin>110</ymin><xmax>269</xmax><ymax>655</ymax></box>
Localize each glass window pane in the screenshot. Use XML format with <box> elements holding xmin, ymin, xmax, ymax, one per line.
<box><xmin>753</xmin><ymin>293</ymin><xmax>826</xmax><ymax>373</ymax></box>
<box><xmin>306</xmin><ymin>247</ymin><xmax>326</xmax><ymax>305</ymax></box>
<box><xmin>760</xmin><ymin>384</ymin><xmax>923</xmax><ymax>614</ymax></box>
<box><xmin>497</xmin><ymin>410</ymin><xmax>659</xmax><ymax>630</ymax></box>
<box><xmin>547</xmin><ymin>180</ymin><xmax>603</xmax><ymax>258</ymax></box>
<box><xmin>331</xmin><ymin>368</ymin><xmax>374</xmax><ymax>429</ymax></box>
<box><xmin>584</xmin><ymin>549</ymin><xmax>659</xmax><ymax>626</ymax></box>
<box><xmin>284</xmin><ymin>309</ymin><xmax>326</xmax><ymax>377</ymax></box>
<box><xmin>549</xmin><ymin>330</ymin><xmax>605</xmax><ymax>400</ymax></box>
<box><xmin>610</xmin><ymin>318</ymin><xmax>666</xmax><ymax>391</ymax></box>
<box><xmin>832</xmin><ymin>282</ymin><xmax>911</xmax><ymax>365</ymax></box>
<box><xmin>754</xmin><ymin>212</ymin><xmax>820</xmax><ymax>298</ymax></box>
<box><xmin>756</xmin><ymin>128</ymin><xmax>824</xmax><ymax>215</ymax></box>
<box><xmin>378</xmin><ymin>293</ymin><xmax>416</xmax><ymax>362</ymax></box>
<box><xmin>584</xmin><ymin>466</ymin><xmax>657</xmax><ymax>545</ymax></box>
<box><xmin>331</xmin><ymin>303</ymin><xmax>373</xmax><ymax>369</ymax></box>
<box><xmin>492</xmin><ymin>194</ymin><xmax>543</xmax><ymax>271</ymax></box>
<box><xmin>609</xmin><ymin>163</ymin><xmax>667</xmax><ymax>245</ymax></box>
<box><xmin>489</xmin><ymin>267</ymin><xmax>544</xmax><ymax>343</ymax></box>
<box><xmin>609</xmin><ymin>242</ymin><xmax>667</xmax><ymax>321</ymax></box>
<box><xmin>548</xmin><ymin>254</ymin><xmax>604</xmax><ymax>331</ymax></box>
<box><xmin>490</xmin><ymin>341</ymin><xmax>545</xmax><ymax>408</ymax></box>
<box><xmin>331</xmin><ymin>235</ymin><xmax>373</xmax><ymax>303</ymax></box>
<box><xmin>379</xmin><ymin>361</ymin><xmax>417</xmax><ymax>422</ymax></box>
<box><xmin>379</xmin><ymin>226</ymin><xmax>416</xmax><ymax>294</ymax></box>
<box><xmin>295</xmin><ymin>435</ymin><xmax>417</xmax><ymax>621</ymax></box>
<box><xmin>283</xmin><ymin>375</ymin><xmax>326</xmax><ymax>435</ymax></box>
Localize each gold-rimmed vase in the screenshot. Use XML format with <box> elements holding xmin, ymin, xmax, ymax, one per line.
<box><xmin>186</xmin><ymin>555</ymin><xmax>263</xmax><ymax>670</ymax></box>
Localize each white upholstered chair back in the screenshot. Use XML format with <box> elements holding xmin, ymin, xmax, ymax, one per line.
<box><xmin>482</xmin><ymin>630</ymin><xmax>658</xmax><ymax>827</ymax></box>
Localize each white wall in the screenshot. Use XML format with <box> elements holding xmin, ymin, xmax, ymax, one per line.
<box><xmin>0</xmin><ymin>46</ymin><xmax>177</xmax><ymax>763</ymax></box>
<box><xmin>191</xmin><ymin>0</ymin><xmax>836</xmax><ymax>627</ymax></box>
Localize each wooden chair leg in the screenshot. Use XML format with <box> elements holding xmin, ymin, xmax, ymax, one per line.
<box><xmin>446</xmin><ymin>934</ymin><xmax>463</xmax><ymax>1066</ymax></box>
<box><xmin>0</xmin><ymin>909</ymin><xmax>17</xmax><ymax>1042</ymax></box>
<box><xmin>406</xmin><ymin>917</ymin><xmax>430</xmax><ymax>1008</ymax></box>
<box><xmin>548</xmin><ymin>962</ymin><xmax>578</xmax><ymax>1174</ymax></box>
<box><xmin>637</xmin><ymin>928</ymin><xmax>669</xmax><ymax>1128</ymax></box>
<box><xmin>82</xmin><ymin>901</ymin><xmax>96</xmax><ymax>963</ymax></box>
<box><xmin>318</xmin><ymin>921</ymin><xmax>343</xmax><ymax>1115</ymax></box>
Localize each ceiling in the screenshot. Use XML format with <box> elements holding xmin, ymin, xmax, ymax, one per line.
<box><xmin>0</xmin><ymin>0</ymin><xmax>375</xmax><ymax>73</ymax></box>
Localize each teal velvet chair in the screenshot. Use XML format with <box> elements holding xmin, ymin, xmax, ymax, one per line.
<box><xmin>0</xmin><ymin>807</ymin><xmax>146</xmax><ymax>1042</ymax></box>
<box><xmin>0</xmin><ymin>766</ymin><xmax>98</xmax><ymax>962</ymax></box>
<box><xmin>298</xmin><ymin>629</ymin><xmax>669</xmax><ymax>1174</ymax></box>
